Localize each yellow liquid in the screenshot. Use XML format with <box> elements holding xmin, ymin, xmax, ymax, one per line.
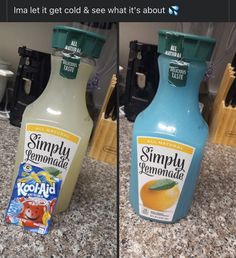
<box><xmin>13</xmin><ymin>55</ymin><xmax>93</xmax><ymax>213</ymax></box>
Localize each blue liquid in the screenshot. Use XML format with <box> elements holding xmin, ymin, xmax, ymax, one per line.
<box><xmin>130</xmin><ymin>54</ymin><xmax>208</xmax><ymax>223</ymax></box>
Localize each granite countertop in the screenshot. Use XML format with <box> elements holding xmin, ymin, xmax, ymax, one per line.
<box><xmin>0</xmin><ymin>120</ymin><xmax>116</xmax><ymax>258</ymax></box>
<box><xmin>119</xmin><ymin>116</ymin><xmax>236</xmax><ymax>258</ymax></box>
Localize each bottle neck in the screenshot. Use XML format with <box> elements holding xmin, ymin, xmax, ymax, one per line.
<box><xmin>153</xmin><ymin>54</ymin><xmax>207</xmax><ymax>113</ymax></box>
<box><xmin>45</xmin><ymin>53</ymin><xmax>94</xmax><ymax>108</ymax></box>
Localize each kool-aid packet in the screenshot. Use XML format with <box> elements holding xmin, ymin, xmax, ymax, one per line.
<box><xmin>6</xmin><ymin>162</ymin><xmax>62</xmax><ymax>234</ymax></box>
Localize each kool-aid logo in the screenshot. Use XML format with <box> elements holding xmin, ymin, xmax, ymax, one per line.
<box><xmin>17</xmin><ymin>182</ymin><xmax>56</xmax><ymax>198</ymax></box>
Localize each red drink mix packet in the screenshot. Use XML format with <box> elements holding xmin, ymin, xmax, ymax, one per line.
<box><xmin>6</xmin><ymin>163</ymin><xmax>62</xmax><ymax>234</ymax></box>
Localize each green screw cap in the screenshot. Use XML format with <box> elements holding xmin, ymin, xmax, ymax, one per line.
<box><xmin>52</xmin><ymin>25</ymin><xmax>106</xmax><ymax>59</ymax></box>
<box><xmin>158</xmin><ymin>30</ymin><xmax>216</xmax><ymax>61</ymax></box>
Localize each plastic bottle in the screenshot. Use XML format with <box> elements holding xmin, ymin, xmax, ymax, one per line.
<box><xmin>13</xmin><ymin>26</ymin><xmax>105</xmax><ymax>213</ymax></box>
<box><xmin>130</xmin><ymin>30</ymin><xmax>215</xmax><ymax>223</ymax></box>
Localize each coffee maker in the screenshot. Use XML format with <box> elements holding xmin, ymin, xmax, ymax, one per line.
<box><xmin>10</xmin><ymin>46</ymin><xmax>51</xmax><ymax>127</ymax></box>
<box><xmin>124</xmin><ymin>41</ymin><xmax>160</xmax><ymax>122</ymax></box>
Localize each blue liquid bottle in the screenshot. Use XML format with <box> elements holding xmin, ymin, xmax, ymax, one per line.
<box><xmin>130</xmin><ymin>30</ymin><xmax>216</xmax><ymax>223</ymax></box>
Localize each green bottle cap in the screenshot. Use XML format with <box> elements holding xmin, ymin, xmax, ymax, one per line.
<box><xmin>158</xmin><ymin>30</ymin><xmax>216</xmax><ymax>61</ymax></box>
<box><xmin>52</xmin><ymin>26</ymin><xmax>106</xmax><ymax>59</ymax></box>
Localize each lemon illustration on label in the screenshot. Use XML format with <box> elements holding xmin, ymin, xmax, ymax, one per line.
<box><xmin>140</xmin><ymin>179</ymin><xmax>180</xmax><ymax>211</ymax></box>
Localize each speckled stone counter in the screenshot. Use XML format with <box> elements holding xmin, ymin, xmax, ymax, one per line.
<box><xmin>120</xmin><ymin>116</ymin><xmax>236</xmax><ymax>258</ymax></box>
<box><xmin>0</xmin><ymin>120</ymin><xmax>116</xmax><ymax>258</ymax></box>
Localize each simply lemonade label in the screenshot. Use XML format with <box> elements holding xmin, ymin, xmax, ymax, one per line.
<box><xmin>24</xmin><ymin>124</ymin><xmax>80</xmax><ymax>182</ymax></box>
<box><xmin>137</xmin><ymin>136</ymin><xmax>195</xmax><ymax>222</ymax></box>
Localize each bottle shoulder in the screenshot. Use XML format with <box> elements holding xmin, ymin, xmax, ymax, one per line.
<box><xmin>136</xmin><ymin>105</ymin><xmax>206</xmax><ymax>125</ymax></box>
<box><xmin>133</xmin><ymin>109</ymin><xmax>208</xmax><ymax>146</ymax></box>
<box><xmin>22</xmin><ymin>103</ymin><xmax>93</xmax><ymax>135</ymax></box>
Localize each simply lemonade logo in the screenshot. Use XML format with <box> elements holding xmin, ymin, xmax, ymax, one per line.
<box><xmin>137</xmin><ymin>137</ymin><xmax>194</xmax><ymax>181</ymax></box>
<box><xmin>138</xmin><ymin>146</ymin><xmax>186</xmax><ymax>180</ymax></box>
<box><xmin>25</xmin><ymin>132</ymin><xmax>72</xmax><ymax>170</ymax></box>
<box><xmin>24</xmin><ymin>124</ymin><xmax>80</xmax><ymax>180</ymax></box>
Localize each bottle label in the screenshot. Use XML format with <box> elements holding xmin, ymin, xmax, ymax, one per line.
<box><xmin>168</xmin><ymin>61</ymin><xmax>189</xmax><ymax>87</ymax></box>
<box><xmin>137</xmin><ymin>136</ymin><xmax>195</xmax><ymax>222</ymax></box>
<box><xmin>60</xmin><ymin>55</ymin><xmax>80</xmax><ymax>79</ymax></box>
<box><xmin>23</xmin><ymin>123</ymin><xmax>80</xmax><ymax>182</ymax></box>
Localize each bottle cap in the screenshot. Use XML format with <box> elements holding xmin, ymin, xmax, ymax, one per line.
<box><xmin>52</xmin><ymin>26</ymin><xmax>106</xmax><ymax>59</ymax></box>
<box><xmin>158</xmin><ymin>30</ymin><xmax>216</xmax><ymax>61</ymax></box>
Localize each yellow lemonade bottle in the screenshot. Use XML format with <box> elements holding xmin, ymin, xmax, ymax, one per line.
<box><xmin>13</xmin><ymin>26</ymin><xmax>105</xmax><ymax>213</ymax></box>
